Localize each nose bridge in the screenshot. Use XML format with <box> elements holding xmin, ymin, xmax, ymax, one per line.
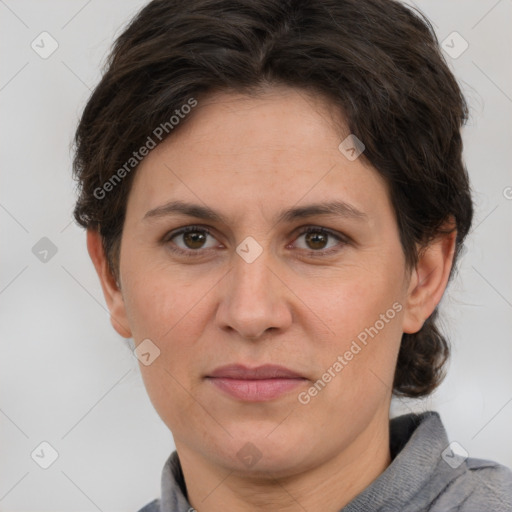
<box><xmin>216</xmin><ymin>240</ymin><xmax>291</xmax><ymax>339</ymax></box>
<box><xmin>230</xmin><ymin>242</ymin><xmax>276</xmax><ymax>312</ymax></box>
<box><xmin>234</xmin><ymin>248</ymin><xmax>271</xmax><ymax>295</ymax></box>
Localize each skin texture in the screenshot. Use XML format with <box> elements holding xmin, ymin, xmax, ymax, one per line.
<box><xmin>87</xmin><ymin>87</ymin><xmax>456</xmax><ymax>511</ymax></box>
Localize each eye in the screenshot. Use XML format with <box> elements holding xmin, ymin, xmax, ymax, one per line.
<box><xmin>164</xmin><ymin>225</ymin><xmax>220</xmax><ymax>256</ymax></box>
<box><xmin>291</xmin><ymin>226</ymin><xmax>348</xmax><ymax>256</ymax></box>
<box><xmin>163</xmin><ymin>225</ymin><xmax>348</xmax><ymax>258</ymax></box>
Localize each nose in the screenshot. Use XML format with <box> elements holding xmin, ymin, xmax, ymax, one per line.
<box><xmin>215</xmin><ymin>248</ymin><xmax>293</xmax><ymax>341</ymax></box>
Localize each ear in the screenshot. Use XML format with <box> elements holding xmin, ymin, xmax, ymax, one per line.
<box><xmin>86</xmin><ymin>229</ymin><xmax>132</xmax><ymax>338</ymax></box>
<box><xmin>402</xmin><ymin>222</ymin><xmax>457</xmax><ymax>334</ymax></box>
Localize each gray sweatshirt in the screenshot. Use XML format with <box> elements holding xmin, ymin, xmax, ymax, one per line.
<box><xmin>137</xmin><ymin>411</ymin><xmax>512</xmax><ymax>511</ymax></box>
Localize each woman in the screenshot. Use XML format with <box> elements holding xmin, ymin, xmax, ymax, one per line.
<box><xmin>72</xmin><ymin>0</ymin><xmax>512</xmax><ymax>510</ymax></box>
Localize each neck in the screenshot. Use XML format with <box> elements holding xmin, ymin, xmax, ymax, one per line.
<box><xmin>176</xmin><ymin>410</ymin><xmax>391</xmax><ymax>512</ymax></box>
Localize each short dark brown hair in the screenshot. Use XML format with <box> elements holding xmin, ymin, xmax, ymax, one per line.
<box><xmin>72</xmin><ymin>0</ymin><xmax>473</xmax><ymax>398</ymax></box>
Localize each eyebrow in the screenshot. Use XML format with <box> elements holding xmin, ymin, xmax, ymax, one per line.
<box><xmin>143</xmin><ymin>199</ymin><xmax>367</xmax><ymax>225</ymax></box>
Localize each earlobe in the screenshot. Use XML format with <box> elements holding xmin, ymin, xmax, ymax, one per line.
<box><xmin>86</xmin><ymin>229</ymin><xmax>132</xmax><ymax>339</ymax></box>
<box><xmin>402</xmin><ymin>226</ymin><xmax>457</xmax><ymax>334</ymax></box>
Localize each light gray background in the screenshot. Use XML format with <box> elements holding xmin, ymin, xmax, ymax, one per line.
<box><xmin>1</xmin><ymin>1</ymin><xmax>511</xmax><ymax>511</ymax></box>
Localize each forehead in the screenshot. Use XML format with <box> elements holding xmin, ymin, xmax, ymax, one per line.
<box><xmin>126</xmin><ymin>87</ymin><xmax>390</xmax><ymax>224</ymax></box>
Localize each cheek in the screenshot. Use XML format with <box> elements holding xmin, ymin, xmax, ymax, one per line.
<box><xmin>121</xmin><ymin>255</ymin><xmax>208</xmax><ymax>341</ymax></box>
<box><xmin>123</xmin><ymin>270</ymin><xmax>211</xmax><ymax>429</ymax></box>
<box><xmin>306</xmin><ymin>261</ymin><xmax>404</xmax><ymax>345</ymax></box>
<box><xmin>301</xmin><ymin>264</ymin><xmax>405</xmax><ymax>399</ymax></box>
<box><xmin>121</xmin><ymin>257</ymin><xmax>221</xmax><ymax>370</ymax></box>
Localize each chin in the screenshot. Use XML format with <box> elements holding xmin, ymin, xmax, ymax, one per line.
<box><xmin>208</xmin><ymin>426</ymin><xmax>320</xmax><ymax>478</ymax></box>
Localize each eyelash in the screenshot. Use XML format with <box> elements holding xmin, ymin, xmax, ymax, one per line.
<box><xmin>163</xmin><ymin>225</ymin><xmax>349</xmax><ymax>258</ymax></box>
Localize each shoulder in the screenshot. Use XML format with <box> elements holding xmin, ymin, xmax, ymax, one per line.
<box><xmin>389</xmin><ymin>412</ymin><xmax>512</xmax><ymax>511</ymax></box>
<box><xmin>465</xmin><ymin>458</ymin><xmax>512</xmax><ymax>504</ymax></box>
<box><xmin>440</xmin><ymin>458</ymin><xmax>512</xmax><ymax>512</ymax></box>
<box><xmin>136</xmin><ymin>498</ymin><xmax>161</xmax><ymax>512</ymax></box>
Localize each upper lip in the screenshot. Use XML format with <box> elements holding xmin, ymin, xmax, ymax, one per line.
<box><xmin>207</xmin><ymin>364</ymin><xmax>304</xmax><ymax>380</ymax></box>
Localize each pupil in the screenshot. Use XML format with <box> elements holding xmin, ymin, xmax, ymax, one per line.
<box><xmin>184</xmin><ymin>231</ymin><xmax>206</xmax><ymax>249</ymax></box>
<box><xmin>306</xmin><ymin>231</ymin><xmax>327</xmax><ymax>250</ymax></box>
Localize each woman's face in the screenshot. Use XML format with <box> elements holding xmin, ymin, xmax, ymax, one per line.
<box><xmin>111</xmin><ymin>87</ymin><xmax>416</xmax><ymax>476</ymax></box>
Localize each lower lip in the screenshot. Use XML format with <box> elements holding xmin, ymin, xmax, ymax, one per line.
<box><xmin>207</xmin><ymin>377</ymin><xmax>306</xmax><ymax>402</ymax></box>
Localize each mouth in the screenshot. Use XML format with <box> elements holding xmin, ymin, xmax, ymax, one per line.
<box><xmin>205</xmin><ymin>364</ymin><xmax>308</xmax><ymax>402</ymax></box>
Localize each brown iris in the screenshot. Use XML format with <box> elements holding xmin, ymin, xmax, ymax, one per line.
<box><xmin>183</xmin><ymin>230</ymin><xmax>208</xmax><ymax>249</ymax></box>
<box><xmin>305</xmin><ymin>230</ymin><xmax>328</xmax><ymax>250</ymax></box>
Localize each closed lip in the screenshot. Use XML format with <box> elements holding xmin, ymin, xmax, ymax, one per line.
<box><xmin>206</xmin><ymin>364</ymin><xmax>305</xmax><ymax>380</ymax></box>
